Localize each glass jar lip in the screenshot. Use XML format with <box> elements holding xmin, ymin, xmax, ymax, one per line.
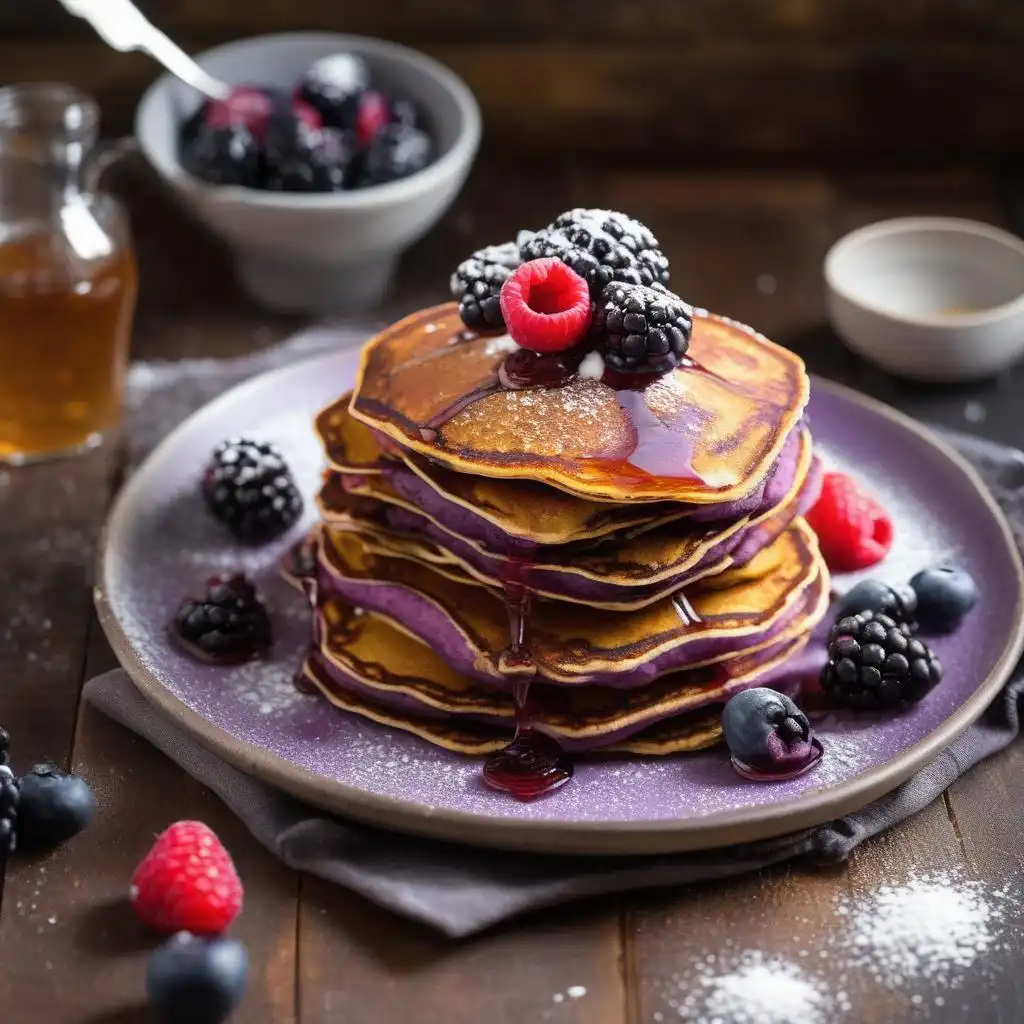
<box><xmin>0</xmin><ymin>83</ymin><xmax>99</xmax><ymax>138</ymax></box>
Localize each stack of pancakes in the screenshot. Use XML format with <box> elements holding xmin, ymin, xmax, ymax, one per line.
<box><xmin>298</xmin><ymin>303</ymin><xmax>829</xmax><ymax>756</ymax></box>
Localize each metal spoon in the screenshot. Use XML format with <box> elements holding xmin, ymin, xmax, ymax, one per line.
<box><xmin>56</xmin><ymin>0</ymin><xmax>232</xmax><ymax>101</ymax></box>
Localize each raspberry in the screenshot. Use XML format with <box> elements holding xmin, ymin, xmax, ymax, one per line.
<box><xmin>205</xmin><ymin>87</ymin><xmax>319</xmax><ymax>141</ymax></box>
<box><xmin>131</xmin><ymin>821</ymin><xmax>243</xmax><ymax>936</ymax></box>
<box><xmin>498</xmin><ymin>259</ymin><xmax>592</xmax><ymax>353</ymax></box>
<box><xmin>355</xmin><ymin>90</ymin><xmax>391</xmax><ymax>146</ymax></box>
<box><xmin>806</xmin><ymin>471</ymin><xmax>893</xmax><ymax>572</ymax></box>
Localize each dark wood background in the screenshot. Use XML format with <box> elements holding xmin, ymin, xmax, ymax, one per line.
<box><xmin>4</xmin><ymin>0</ymin><xmax>1024</xmax><ymax>163</ymax></box>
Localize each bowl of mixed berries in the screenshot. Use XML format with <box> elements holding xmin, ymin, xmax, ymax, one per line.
<box><xmin>135</xmin><ymin>32</ymin><xmax>481</xmax><ymax>312</ymax></box>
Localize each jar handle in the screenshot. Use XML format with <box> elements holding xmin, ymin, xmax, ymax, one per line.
<box><xmin>83</xmin><ymin>135</ymin><xmax>140</xmax><ymax>195</ymax></box>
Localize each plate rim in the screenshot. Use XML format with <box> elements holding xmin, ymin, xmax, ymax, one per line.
<box><xmin>94</xmin><ymin>356</ymin><xmax>1024</xmax><ymax>856</ymax></box>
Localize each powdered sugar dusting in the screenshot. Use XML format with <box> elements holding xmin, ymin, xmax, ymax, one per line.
<box><xmin>483</xmin><ymin>334</ymin><xmax>519</xmax><ymax>358</ymax></box>
<box><xmin>835</xmin><ymin>868</ymin><xmax>1019</xmax><ymax>990</ymax></box>
<box><xmin>578</xmin><ymin>351</ymin><xmax>606</xmax><ymax>380</ymax></box>
<box><xmin>676</xmin><ymin>951</ymin><xmax>839</xmax><ymax>1024</ymax></box>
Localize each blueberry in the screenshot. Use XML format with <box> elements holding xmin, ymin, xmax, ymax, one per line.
<box><xmin>147</xmin><ymin>933</ymin><xmax>248</xmax><ymax>1024</ymax></box>
<box><xmin>721</xmin><ymin>688</ymin><xmax>815</xmax><ymax>773</ymax></box>
<box><xmin>16</xmin><ymin>764</ymin><xmax>95</xmax><ymax>851</ymax></box>
<box><xmin>836</xmin><ymin>579</ymin><xmax>917</xmax><ymax>624</ymax></box>
<box><xmin>910</xmin><ymin>566</ymin><xmax>979</xmax><ymax>634</ymax></box>
<box><xmin>296</xmin><ymin>53</ymin><xmax>370</xmax><ymax>129</ymax></box>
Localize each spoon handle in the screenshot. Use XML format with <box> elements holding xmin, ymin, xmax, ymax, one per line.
<box><xmin>56</xmin><ymin>0</ymin><xmax>231</xmax><ymax>101</ymax></box>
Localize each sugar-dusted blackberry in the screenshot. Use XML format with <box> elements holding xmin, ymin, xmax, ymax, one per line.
<box><xmin>821</xmin><ymin>611</ymin><xmax>943</xmax><ymax>710</ymax></box>
<box><xmin>450</xmin><ymin>241</ymin><xmax>522</xmax><ymax>329</ymax></box>
<box><xmin>180</xmin><ymin>119</ymin><xmax>261</xmax><ymax>188</ymax></box>
<box><xmin>390</xmin><ymin>99</ymin><xmax>420</xmax><ymax>128</ymax></box>
<box><xmin>172</xmin><ymin>574</ymin><xmax>273</xmax><ymax>665</ymax></box>
<box><xmin>357</xmin><ymin>123</ymin><xmax>432</xmax><ymax>186</ymax></box>
<box><xmin>201</xmin><ymin>438</ymin><xmax>304</xmax><ymax>544</ymax></box>
<box><xmin>592</xmin><ymin>282</ymin><xmax>693</xmax><ymax>375</ymax></box>
<box><xmin>0</xmin><ymin>724</ymin><xmax>9</xmax><ymax>767</ymax></box>
<box><xmin>296</xmin><ymin>52</ymin><xmax>370</xmax><ymax>129</ymax></box>
<box><xmin>521</xmin><ymin>209</ymin><xmax>671</xmax><ymax>297</ymax></box>
<box><xmin>0</xmin><ymin>764</ymin><xmax>19</xmax><ymax>862</ymax></box>
<box><xmin>263</xmin><ymin>112</ymin><xmax>354</xmax><ymax>193</ymax></box>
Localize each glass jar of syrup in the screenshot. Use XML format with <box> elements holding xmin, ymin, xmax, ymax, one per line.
<box><xmin>0</xmin><ymin>83</ymin><xmax>138</xmax><ymax>464</ymax></box>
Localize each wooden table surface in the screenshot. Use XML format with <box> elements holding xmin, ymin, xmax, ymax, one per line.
<box><xmin>1</xmin><ymin>157</ymin><xmax>1023</xmax><ymax>1023</ymax></box>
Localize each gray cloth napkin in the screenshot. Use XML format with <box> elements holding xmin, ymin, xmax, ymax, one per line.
<box><xmin>86</xmin><ymin>338</ymin><xmax>1024</xmax><ymax>939</ymax></box>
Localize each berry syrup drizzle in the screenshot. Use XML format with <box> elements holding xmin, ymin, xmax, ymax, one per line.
<box><xmin>482</xmin><ymin>565</ymin><xmax>573</xmax><ymax>800</ymax></box>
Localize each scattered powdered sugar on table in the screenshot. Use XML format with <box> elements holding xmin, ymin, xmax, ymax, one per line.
<box><xmin>675</xmin><ymin>950</ymin><xmax>845</xmax><ymax>1024</ymax></box>
<box><xmin>834</xmin><ymin>868</ymin><xmax>1019</xmax><ymax>990</ymax></box>
<box><xmin>656</xmin><ymin>867</ymin><xmax>1021</xmax><ymax>1022</ymax></box>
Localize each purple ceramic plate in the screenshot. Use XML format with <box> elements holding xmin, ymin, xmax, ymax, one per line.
<box><xmin>95</xmin><ymin>350</ymin><xmax>1024</xmax><ymax>855</ymax></box>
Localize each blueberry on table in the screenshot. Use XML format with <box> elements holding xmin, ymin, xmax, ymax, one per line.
<box><xmin>721</xmin><ymin>688</ymin><xmax>818</xmax><ymax>776</ymax></box>
<box><xmin>15</xmin><ymin>764</ymin><xmax>95</xmax><ymax>851</ymax></box>
<box><xmin>910</xmin><ymin>566</ymin><xmax>979</xmax><ymax>634</ymax></box>
<box><xmin>835</xmin><ymin>579</ymin><xmax>917</xmax><ymax>625</ymax></box>
<box><xmin>147</xmin><ymin>933</ymin><xmax>248</xmax><ymax>1024</ymax></box>
<box><xmin>296</xmin><ymin>52</ymin><xmax>370</xmax><ymax>129</ymax></box>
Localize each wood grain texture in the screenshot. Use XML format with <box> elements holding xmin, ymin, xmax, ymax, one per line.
<box><xmin>7</xmin><ymin>0</ymin><xmax>1024</xmax><ymax>43</ymax></box>
<box><xmin>298</xmin><ymin>883</ymin><xmax>623</xmax><ymax>1024</ymax></box>
<box><xmin>2</xmin><ymin>40</ymin><xmax>1023</xmax><ymax>160</ymax></box>
<box><xmin>0</xmin><ymin>627</ymin><xmax>300</xmax><ymax>1023</ymax></box>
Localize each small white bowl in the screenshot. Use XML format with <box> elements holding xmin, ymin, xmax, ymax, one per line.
<box><xmin>824</xmin><ymin>217</ymin><xmax>1024</xmax><ymax>382</ymax></box>
<box><xmin>135</xmin><ymin>32</ymin><xmax>481</xmax><ymax>313</ymax></box>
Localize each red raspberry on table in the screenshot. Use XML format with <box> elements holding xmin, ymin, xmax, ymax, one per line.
<box><xmin>807</xmin><ymin>471</ymin><xmax>894</xmax><ymax>572</ymax></box>
<box><xmin>499</xmin><ymin>258</ymin><xmax>592</xmax><ymax>353</ymax></box>
<box><xmin>130</xmin><ymin>821</ymin><xmax>243</xmax><ymax>935</ymax></box>
<box><xmin>355</xmin><ymin>91</ymin><xmax>391</xmax><ymax>147</ymax></box>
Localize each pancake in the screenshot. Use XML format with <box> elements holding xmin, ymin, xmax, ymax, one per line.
<box><xmin>348</xmin><ymin>304</ymin><xmax>810</xmax><ymax>503</ymax></box>
<box><xmin>307</xmin><ymin>597</ymin><xmax>814</xmax><ymax>753</ymax></box>
<box><xmin>318</xmin><ymin>394</ymin><xmax>808</xmax><ymax>547</ymax></box>
<box><xmin>301</xmin><ymin>655</ymin><xmax>727</xmax><ymax>756</ymax></box>
<box><xmin>314</xmin><ymin>519</ymin><xmax>829</xmax><ymax>687</ymax></box>
<box><xmin>317</xmin><ymin>437</ymin><xmax>821</xmax><ymax>609</ymax></box>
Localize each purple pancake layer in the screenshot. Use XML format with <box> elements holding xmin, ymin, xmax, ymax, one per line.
<box><xmin>307</xmin><ymin>635</ymin><xmax>810</xmax><ymax>753</ymax></box>
<box><xmin>314</xmin><ymin>539</ymin><xmax>827</xmax><ymax>688</ymax></box>
<box><xmin>380</xmin><ymin>422</ymin><xmax>808</xmax><ymax>555</ymax></box>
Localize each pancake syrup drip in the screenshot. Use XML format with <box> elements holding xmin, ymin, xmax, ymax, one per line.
<box><xmin>483</xmin><ymin>568</ymin><xmax>574</xmax><ymax>800</ymax></box>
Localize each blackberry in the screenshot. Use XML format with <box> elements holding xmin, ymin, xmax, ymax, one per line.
<box><xmin>592</xmin><ymin>282</ymin><xmax>693</xmax><ymax>375</ymax></box>
<box><xmin>821</xmin><ymin>611</ymin><xmax>943</xmax><ymax>710</ymax></box>
<box><xmin>263</xmin><ymin>114</ymin><xmax>354</xmax><ymax>193</ymax></box>
<box><xmin>0</xmin><ymin>764</ymin><xmax>18</xmax><ymax>862</ymax></box>
<box><xmin>356</xmin><ymin>123</ymin><xmax>432</xmax><ymax>186</ymax></box>
<box><xmin>172</xmin><ymin>574</ymin><xmax>273</xmax><ymax>665</ymax></box>
<box><xmin>521</xmin><ymin>208</ymin><xmax>671</xmax><ymax>297</ymax></box>
<box><xmin>0</xmin><ymin>725</ymin><xmax>9</xmax><ymax>766</ymax></box>
<box><xmin>296</xmin><ymin>53</ymin><xmax>370</xmax><ymax>129</ymax></box>
<box><xmin>390</xmin><ymin>99</ymin><xmax>420</xmax><ymax>128</ymax></box>
<box><xmin>202</xmin><ymin>438</ymin><xmax>304</xmax><ymax>544</ymax></box>
<box><xmin>450</xmin><ymin>241</ymin><xmax>522</xmax><ymax>329</ymax></box>
<box><xmin>180</xmin><ymin>120</ymin><xmax>261</xmax><ymax>188</ymax></box>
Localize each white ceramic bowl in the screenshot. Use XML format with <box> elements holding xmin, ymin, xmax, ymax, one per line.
<box><xmin>135</xmin><ymin>32</ymin><xmax>481</xmax><ymax>312</ymax></box>
<box><xmin>824</xmin><ymin>217</ymin><xmax>1024</xmax><ymax>382</ymax></box>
